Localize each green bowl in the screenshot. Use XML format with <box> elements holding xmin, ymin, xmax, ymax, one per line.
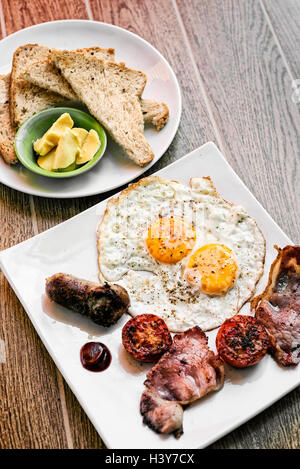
<box><xmin>15</xmin><ymin>107</ymin><xmax>107</xmax><ymax>178</ymax></box>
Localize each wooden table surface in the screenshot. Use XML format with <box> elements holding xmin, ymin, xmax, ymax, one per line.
<box><xmin>0</xmin><ymin>0</ymin><xmax>299</xmax><ymax>449</ymax></box>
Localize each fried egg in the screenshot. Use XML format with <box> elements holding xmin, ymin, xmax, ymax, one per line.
<box><xmin>97</xmin><ymin>176</ymin><xmax>265</xmax><ymax>332</ymax></box>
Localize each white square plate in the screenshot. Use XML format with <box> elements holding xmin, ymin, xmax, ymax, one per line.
<box><xmin>0</xmin><ymin>142</ymin><xmax>299</xmax><ymax>449</ymax></box>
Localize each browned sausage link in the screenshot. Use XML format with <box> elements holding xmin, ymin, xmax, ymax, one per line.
<box><xmin>46</xmin><ymin>273</ymin><xmax>130</xmax><ymax>327</ymax></box>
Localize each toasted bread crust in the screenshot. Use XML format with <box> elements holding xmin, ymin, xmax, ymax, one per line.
<box><xmin>0</xmin><ymin>74</ymin><xmax>17</xmax><ymax>164</ymax></box>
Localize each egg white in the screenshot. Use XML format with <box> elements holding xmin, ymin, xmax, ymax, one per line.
<box><xmin>97</xmin><ymin>176</ymin><xmax>265</xmax><ymax>332</ymax></box>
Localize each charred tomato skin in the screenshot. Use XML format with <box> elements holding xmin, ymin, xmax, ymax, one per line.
<box><xmin>216</xmin><ymin>315</ymin><xmax>270</xmax><ymax>368</ymax></box>
<box><xmin>122</xmin><ymin>314</ymin><xmax>172</xmax><ymax>362</ymax></box>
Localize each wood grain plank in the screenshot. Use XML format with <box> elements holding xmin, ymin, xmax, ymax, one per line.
<box><xmin>0</xmin><ymin>0</ymin><xmax>103</xmax><ymax>449</ymax></box>
<box><xmin>262</xmin><ymin>0</ymin><xmax>300</xmax><ymax>79</ymax></box>
<box><xmin>176</xmin><ymin>0</ymin><xmax>300</xmax><ymax>449</ymax></box>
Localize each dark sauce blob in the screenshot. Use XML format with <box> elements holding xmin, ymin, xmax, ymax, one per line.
<box><xmin>80</xmin><ymin>342</ymin><xmax>111</xmax><ymax>372</ymax></box>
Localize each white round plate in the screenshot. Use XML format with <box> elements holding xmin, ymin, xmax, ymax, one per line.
<box><xmin>0</xmin><ymin>20</ymin><xmax>181</xmax><ymax>198</ymax></box>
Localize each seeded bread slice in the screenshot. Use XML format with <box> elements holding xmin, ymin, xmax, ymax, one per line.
<box><xmin>0</xmin><ymin>74</ymin><xmax>18</xmax><ymax>164</ymax></box>
<box><xmin>51</xmin><ymin>49</ymin><xmax>154</xmax><ymax>166</ymax></box>
<box><xmin>10</xmin><ymin>45</ymin><xmax>115</xmax><ymax>127</ymax></box>
<box><xmin>24</xmin><ymin>49</ymin><xmax>169</xmax><ymax>130</ymax></box>
<box><xmin>10</xmin><ymin>44</ymin><xmax>74</xmax><ymax>127</ymax></box>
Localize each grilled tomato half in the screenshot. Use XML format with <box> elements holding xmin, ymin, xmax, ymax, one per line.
<box><xmin>216</xmin><ymin>315</ymin><xmax>270</xmax><ymax>368</ymax></box>
<box><xmin>122</xmin><ymin>314</ymin><xmax>172</xmax><ymax>362</ymax></box>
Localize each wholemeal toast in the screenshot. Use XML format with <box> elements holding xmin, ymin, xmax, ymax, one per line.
<box><xmin>10</xmin><ymin>44</ymin><xmax>73</xmax><ymax>127</ymax></box>
<box><xmin>141</xmin><ymin>99</ymin><xmax>169</xmax><ymax>131</ymax></box>
<box><xmin>51</xmin><ymin>49</ymin><xmax>154</xmax><ymax>166</ymax></box>
<box><xmin>10</xmin><ymin>45</ymin><xmax>117</xmax><ymax>127</ymax></box>
<box><xmin>0</xmin><ymin>74</ymin><xmax>17</xmax><ymax>164</ymax></box>
<box><xmin>24</xmin><ymin>49</ymin><xmax>169</xmax><ymax>130</ymax></box>
<box><xmin>23</xmin><ymin>47</ymin><xmax>116</xmax><ymax>101</ymax></box>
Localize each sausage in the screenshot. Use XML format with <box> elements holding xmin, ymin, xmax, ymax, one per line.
<box><xmin>46</xmin><ymin>273</ymin><xmax>130</xmax><ymax>327</ymax></box>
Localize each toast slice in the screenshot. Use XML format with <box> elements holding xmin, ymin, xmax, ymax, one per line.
<box><xmin>0</xmin><ymin>74</ymin><xmax>18</xmax><ymax>164</ymax></box>
<box><xmin>141</xmin><ymin>99</ymin><xmax>169</xmax><ymax>130</ymax></box>
<box><xmin>51</xmin><ymin>49</ymin><xmax>154</xmax><ymax>166</ymax></box>
<box><xmin>23</xmin><ymin>60</ymin><xmax>77</xmax><ymax>100</ymax></box>
<box><xmin>24</xmin><ymin>49</ymin><xmax>169</xmax><ymax>130</ymax></box>
<box><xmin>10</xmin><ymin>44</ymin><xmax>74</xmax><ymax>127</ymax></box>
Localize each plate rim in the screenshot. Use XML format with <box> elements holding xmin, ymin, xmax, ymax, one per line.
<box><xmin>1</xmin><ymin>141</ymin><xmax>299</xmax><ymax>449</ymax></box>
<box><xmin>0</xmin><ymin>19</ymin><xmax>182</xmax><ymax>198</ymax></box>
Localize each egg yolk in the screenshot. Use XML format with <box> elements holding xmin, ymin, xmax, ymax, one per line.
<box><xmin>184</xmin><ymin>244</ymin><xmax>239</xmax><ymax>295</ymax></box>
<box><xmin>146</xmin><ymin>216</ymin><xmax>196</xmax><ymax>264</ymax></box>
